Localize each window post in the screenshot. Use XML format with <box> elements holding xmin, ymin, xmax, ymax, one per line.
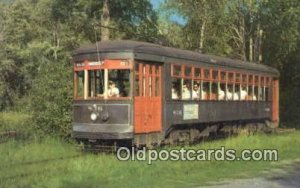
<box><xmin>104</xmin><ymin>69</ymin><xmax>108</xmax><ymax>99</ymax></box>
<box><xmin>84</xmin><ymin>69</ymin><xmax>88</xmax><ymax>99</ymax></box>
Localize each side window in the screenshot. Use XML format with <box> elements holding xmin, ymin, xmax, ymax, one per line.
<box><xmin>247</xmin><ymin>75</ymin><xmax>256</xmax><ymax>100</ymax></box>
<box><xmin>265</xmin><ymin>77</ymin><xmax>271</xmax><ymax>101</ymax></box>
<box><xmin>192</xmin><ymin>80</ymin><xmax>201</xmax><ymax>100</ymax></box>
<box><xmin>172</xmin><ymin>65</ymin><xmax>181</xmax><ymax>77</ymax></box>
<box><xmin>211</xmin><ymin>70</ymin><xmax>219</xmax><ymax>100</ymax></box>
<box><xmin>171</xmin><ymin>64</ymin><xmax>182</xmax><ymax>100</ymax></box>
<box><xmin>259</xmin><ymin>76</ymin><xmax>265</xmax><ymax>101</ymax></box>
<box><xmin>219</xmin><ymin>71</ymin><xmax>226</xmax><ymax>100</ymax></box>
<box><xmin>226</xmin><ymin>72</ymin><xmax>234</xmax><ymax>100</ymax></box>
<box><xmin>211</xmin><ymin>83</ymin><xmax>218</xmax><ymax>100</ymax></box>
<box><xmin>254</xmin><ymin>75</ymin><xmax>259</xmax><ymax>101</ymax></box>
<box><xmin>234</xmin><ymin>73</ymin><xmax>241</xmax><ymax>101</ymax></box>
<box><xmin>241</xmin><ymin>74</ymin><xmax>248</xmax><ymax>100</ymax></box>
<box><xmin>221</xmin><ymin>71</ymin><xmax>226</xmax><ymax>82</ymax></box>
<box><xmin>227</xmin><ymin>84</ymin><xmax>234</xmax><ymax>100</ymax></box>
<box><xmin>202</xmin><ymin>69</ymin><xmax>211</xmax><ymax>100</ymax></box>
<box><xmin>204</xmin><ymin>69</ymin><xmax>210</xmax><ymax>80</ymax></box>
<box><xmin>193</xmin><ymin>68</ymin><xmax>201</xmax><ymax>100</ymax></box>
<box><xmin>182</xmin><ymin>66</ymin><xmax>192</xmax><ymax>100</ymax></box>
<box><xmin>202</xmin><ymin>82</ymin><xmax>210</xmax><ymax>100</ymax></box>
<box><xmin>88</xmin><ymin>70</ymin><xmax>104</xmax><ymax>98</ymax></box>
<box><xmin>75</xmin><ymin>71</ymin><xmax>84</xmax><ymax>98</ymax></box>
<box><xmin>182</xmin><ymin>80</ymin><xmax>192</xmax><ymax>100</ymax></box>
<box><xmin>171</xmin><ymin>64</ymin><xmax>195</xmax><ymax>100</ymax></box>
<box><xmin>194</xmin><ymin>68</ymin><xmax>201</xmax><ymax>78</ymax></box>
<box><xmin>172</xmin><ymin>78</ymin><xmax>181</xmax><ymax>99</ymax></box>
<box><xmin>108</xmin><ymin>69</ymin><xmax>130</xmax><ymax>97</ymax></box>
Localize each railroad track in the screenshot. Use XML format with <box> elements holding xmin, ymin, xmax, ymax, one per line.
<box><xmin>0</xmin><ymin>154</ymin><xmax>82</xmax><ymax>170</ymax></box>
<box><xmin>79</xmin><ymin>127</ymin><xmax>296</xmax><ymax>153</ymax></box>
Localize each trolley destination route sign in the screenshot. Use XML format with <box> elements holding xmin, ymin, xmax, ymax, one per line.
<box><xmin>74</xmin><ymin>59</ymin><xmax>133</xmax><ymax>71</ymax></box>
<box><xmin>183</xmin><ymin>104</ymin><xmax>199</xmax><ymax>120</ymax></box>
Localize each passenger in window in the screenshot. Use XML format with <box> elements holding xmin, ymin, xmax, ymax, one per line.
<box><xmin>182</xmin><ymin>82</ymin><xmax>191</xmax><ymax>100</ymax></box>
<box><xmin>258</xmin><ymin>88</ymin><xmax>263</xmax><ymax>101</ymax></box>
<box><xmin>192</xmin><ymin>83</ymin><xmax>200</xmax><ymax>100</ymax></box>
<box><xmin>248</xmin><ymin>91</ymin><xmax>257</xmax><ymax>100</ymax></box>
<box><xmin>172</xmin><ymin>83</ymin><xmax>180</xmax><ymax>99</ymax></box>
<box><xmin>226</xmin><ymin>87</ymin><xmax>233</xmax><ymax>100</ymax></box>
<box><xmin>108</xmin><ymin>81</ymin><xmax>120</xmax><ymax>97</ymax></box>
<box><xmin>201</xmin><ymin>83</ymin><xmax>208</xmax><ymax>100</ymax></box>
<box><xmin>252</xmin><ymin>94</ymin><xmax>257</xmax><ymax>101</ymax></box>
<box><xmin>218</xmin><ymin>87</ymin><xmax>225</xmax><ymax>100</ymax></box>
<box><xmin>117</xmin><ymin>81</ymin><xmax>125</xmax><ymax>97</ymax></box>
<box><xmin>240</xmin><ymin>86</ymin><xmax>248</xmax><ymax>100</ymax></box>
<box><xmin>233</xmin><ymin>92</ymin><xmax>239</xmax><ymax>100</ymax></box>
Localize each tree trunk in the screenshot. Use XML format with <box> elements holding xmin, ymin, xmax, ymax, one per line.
<box><xmin>101</xmin><ymin>0</ymin><xmax>110</xmax><ymax>41</ymax></box>
<box><xmin>257</xmin><ymin>19</ymin><xmax>263</xmax><ymax>63</ymax></box>
<box><xmin>248</xmin><ymin>0</ymin><xmax>253</xmax><ymax>62</ymax></box>
<box><xmin>249</xmin><ymin>36</ymin><xmax>253</xmax><ymax>62</ymax></box>
<box><xmin>199</xmin><ymin>21</ymin><xmax>206</xmax><ymax>53</ymax></box>
<box><xmin>53</xmin><ymin>24</ymin><xmax>60</xmax><ymax>61</ymax></box>
<box><xmin>240</xmin><ymin>10</ymin><xmax>246</xmax><ymax>61</ymax></box>
<box><xmin>258</xmin><ymin>27</ymin><xmax>263</xmax><ymax>63</ymax></box>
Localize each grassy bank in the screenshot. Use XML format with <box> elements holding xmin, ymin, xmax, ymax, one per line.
<box><xmin>0</xmin><ymin>112</ymin><xmax>31</xmax><ymax>132</ymax></box>
<box><xmin>1</xmin><ymin>131</ymin><xmax>300</xmax><ymax>188</ymax></box>
<box><xmin>1</xmin><ymin>112</ymin><xmax>300</xmax><ymax>187</ymax></box>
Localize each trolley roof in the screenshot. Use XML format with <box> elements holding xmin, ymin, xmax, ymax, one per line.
<box><xmin>72</xmin><ymin>40</ymin><xmax>279</xmax><ymax>76</ymax></box>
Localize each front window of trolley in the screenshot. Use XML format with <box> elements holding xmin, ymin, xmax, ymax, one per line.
<box><xmin>74</xmin><ymin>60</ymin><xmax>132</xmax><ymax>100</ymax></box>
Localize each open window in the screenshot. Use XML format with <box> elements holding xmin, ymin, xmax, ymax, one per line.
<box><xmin>265</xmin><ymin>77</ymin><xmax>271</xmax><ymax>101</ymax></box>
<box><xmin>108</xmin><ymin>70</ymin><xmax>130</xmax><ymax>97</ymax></box>
<box><xmin>253</xmin><ymin>75</ymin><xmax>259</xmax><ymax>101</ymax></box>
<box><xmin>74</xmin><ymin>60</ymin><xmax>132</xmax><ymax>100</ymax></box>
<box><xmin>211</xmin><ymin>83</ymin><xmax>218</xmax><ymax>100</ymax></box>
<box><xmin>182</xmin><ymin>66</ymin><xmax>193</xmax><ymax>100</ymax></box>
<box><xmin>171</xmin><ymin>64</ymin><xmax>182</xmax><ymax>100</ymax></box>
<box><xmin>172</xmin><ymin>78</ymin><xmax>181</xmax><ymax>99</ymax></box>
<box><xmin>74</xmin><ymin>71</ymin><xmax>84</xmax><ymax>99</ymax></box>
<box><xmin>88</xmin><ymin>70</ymin><xmax>104</xmax><ymax>98</ymax></box>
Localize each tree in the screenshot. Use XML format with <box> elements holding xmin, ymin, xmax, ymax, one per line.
<box><xmin>260</xmin><ymin>0</ymin><xmax>300</xmax><ymax>126</ymax></box>
<box><xmin>101</xmin><ymin>0</ymin><xmax>110</xmax><ymax>41</ymax></box>
<box><xmin>0</xmin><ymin>0</ymin><xmax>160</xmax><ymax>137</ymax></box>
<box><xmin>78</xmin><ymin>0</ymin><xmax>159</xmax><ymax>42</ymax></box>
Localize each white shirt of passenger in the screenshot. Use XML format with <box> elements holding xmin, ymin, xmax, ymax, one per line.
<box><xmin>240</xmin><ymin>89</ymin><xmax>248</xmax><ymax>100</ymax></box>
<box><xmin>182</xmin><ymin>88</ymin><xmax>191</xmax><ymax>99</ymax></box>
<box><xmin>226</xmin><ymin>89</ymin><xmax>232</xmax><ymax>100</ymax></box>
<box><xmin>218</xmin><ymin>89</ymin><xmax>225</xmax><ymax>100</ymax></box>
<box><xmin>172</xmin><ymin>88</ymin><xmax>179</xmax><ymax>99</ymax></box>
<box><xmin>233</xmin><ymin>93</ymin><xmax>239</xmax><ymax>100</ymax></box>
<box><xmin>192</xmin><ymin>89</ymin><xmax>199</xmax><ymax>99</ymax></box>
<box><xmin>108</xmin><ymin>87</ymin><xmax>120</xmax><ymax>97</ymax></box>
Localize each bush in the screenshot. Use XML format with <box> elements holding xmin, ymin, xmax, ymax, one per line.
<box><xmin>30</xmin><ymin>59</ymin><xmax>73</xmax><ymax>138</ymax></box>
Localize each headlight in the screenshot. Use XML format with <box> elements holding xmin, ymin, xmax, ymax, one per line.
<box><xmin>90</xmin><ymin>113</ymin><xmax>98</xmax><ymax>121</ymax></box>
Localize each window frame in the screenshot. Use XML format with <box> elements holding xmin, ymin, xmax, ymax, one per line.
<box><xmin>74</xmin><ymin>60</ymin><xmax>133</xmax><ymax>100</ymax></box>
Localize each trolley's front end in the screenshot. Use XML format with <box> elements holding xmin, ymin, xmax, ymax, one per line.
<box><xmin>72</xmin><ymin>59</ymin><xmax>133</xmax><ymax>144</ymax></box>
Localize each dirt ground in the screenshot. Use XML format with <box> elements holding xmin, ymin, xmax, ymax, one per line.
<box><xmin>202</xmin><ymin>162</ymin><xmax>300</xmax><ymax>188</ymax></box>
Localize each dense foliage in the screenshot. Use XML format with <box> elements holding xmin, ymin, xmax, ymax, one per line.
<box><xmin>0</xmin><ymin>0</ymin><xmax>299</xmax><ymax>137</ymax></box>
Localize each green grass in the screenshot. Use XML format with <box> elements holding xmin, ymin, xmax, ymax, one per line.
<box><xmin>1</xmin><ymin>132</ymin><xmax>300</xmax><ymax>188</ymax></box>
<box><xmin>1</xmin><ymin>112</ymin><xmax>300</xmax><ymax>188</ymax></box>
<box><xmin>0</xmin><ymin>112</ymin><xmax>31</xmax><ymax>132</ymax></box>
